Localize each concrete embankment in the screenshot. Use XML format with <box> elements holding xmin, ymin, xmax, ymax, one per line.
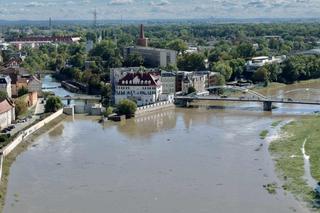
<box><xmin>0</xmin><ymin>109</ymin><xmax>64</xmax><ymax>181</ymax></box>
<box><xmin>135</xmin><ymin>101</ymin><xmax>175</xmax><ymax>116</ymax></box>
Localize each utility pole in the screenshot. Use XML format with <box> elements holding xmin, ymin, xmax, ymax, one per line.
<box><xmin>93</xmin><ymin>8</ymin><xmax>97</xmax><ymax>27</ymax></box>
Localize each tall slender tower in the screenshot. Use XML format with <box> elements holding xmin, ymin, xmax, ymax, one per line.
<box><xmin>137</xmin><ymin>24</ymin><xmax>148</xmax><ymax>47</ymax></box>
<box><xmin>49</xmin><ymin>17</ymin><xmax>52</xmax><ymax>29</ymax></box>
<box><xmin>93</xmin><ymin>8</ymin><xmax>97</xmax><ymax>27</ymax></box>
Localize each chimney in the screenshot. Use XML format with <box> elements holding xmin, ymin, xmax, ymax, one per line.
<box><xmin>137</xmin><ymin>24</ymin><xmax>148</xmax><ymax>47</ymax></box>
<box><xmin>139</xmin><ymin>24</ymin><xmax>145</xmax><ymax>39</ymax></box>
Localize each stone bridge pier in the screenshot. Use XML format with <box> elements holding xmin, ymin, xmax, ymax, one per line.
<box><xmin>263</xmin><ymin>101</ymin><xmax>273</xmax><ymax>111</ymax></box>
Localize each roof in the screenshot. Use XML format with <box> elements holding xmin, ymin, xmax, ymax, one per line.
<box><xmin>0</xmin><ymin>99</ymin><xmax>14</xmax><ymax>114</ymax></box>
<box><xmin>10</xmin><ymin>36</ymin><xmax>80</xmax><ymax>43</ymax></box>
<box><xmin>118</xmin><ymin>72</ymin><xmax>161</xmax><ymax>86</ymax></box>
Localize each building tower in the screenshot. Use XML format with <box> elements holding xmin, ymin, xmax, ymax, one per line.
<box><xmin>93</xmin><ymin>8</ymin><xmax>97</xmax><ymax>27</ymax></box>
<box><xmin>137</xmin><ymin>24</ymin><xmax>148</xmax><ymax>47</ymax></box>
<box><xmin>49</xmin><ymin>17</ymin><xmax>52</xmax><ymax>29</ymax></box>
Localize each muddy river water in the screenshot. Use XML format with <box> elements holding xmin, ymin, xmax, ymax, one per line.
<box><xmin>3</xmin><ymin>80</ymin><xmax>320</xmax><ymax>213</ymax></box>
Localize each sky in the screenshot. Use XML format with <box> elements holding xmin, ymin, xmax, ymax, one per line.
<box><xmin>0</xmin><ymin>0</ymin><xmax>319</xmax><ymax>20</ymax></box>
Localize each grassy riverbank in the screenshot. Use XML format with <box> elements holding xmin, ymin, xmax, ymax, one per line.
<box><xmin>0</xmin><ymin>114</ymin><xmax>67</xmax><ymax>212</ymax></box>
<box><xmin>269</xmin><ymin>116</ymin><xmax>320</xmax><ymax>207</ymax></box>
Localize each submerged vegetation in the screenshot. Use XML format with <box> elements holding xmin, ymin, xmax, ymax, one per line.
<box><xmin>269</xmin><ymin>116</ymin><xmax>320</xmax><ymax>207</ymax></box>
<box><xmin>259</xmin><ymin>130</ymin><xmax>269</xmax><ymax>139</ymax></box>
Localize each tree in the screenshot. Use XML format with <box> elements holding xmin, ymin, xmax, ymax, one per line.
<box><xmin>166</xmin><ymin>39</ymin><xmax>188</xmax><ymax>53</ymax></box>
<box><xmin>101</xmin><ymin>84</ymin><xmax>112</xmax><ymax>107</ymax></box>
<box><xmin>117</xmin><ymin>99</ymin><xmax>137</xmax><ymax>117</ymax></box>
<box><xmin>212</xmin><ymin>62</ymin><xmax>233</xmax><ymax>81</ymax></box>
<box><xmin>45</xmin><ymin>96</ymin><xmax>63</xmax><ymax>113</ymax></box>
<box><xmin>237</xmin><ymin>42</ymin><xmax>255</xmax><ymax>58</ymax></box>
<box><xmin>177</xmin><ymin>53</ymin><xmax>205</xmax><ymax>71</ymax></box>
<box><xmin>187</xmin><ymin>86</ymin><xmax>196</xmax><ymax>94</ymax></box>
<box><xmin>15</xmin><ymin>99</ymin><xmax>28</xmax><ymax>117</ymax></box>
<box><xmin>18</xmin><ymin>87</ymin><xmax>29</xmax><ymax>97</ymax></box>
<box><xmin>252</xmin><ymin>67</ymin><xmax>269</xmax><ymax>82</ymax></box>
<box><xmin>123</xmin><ymin>53</ymin><xmax>144</xmax><ymax>67</ymax></box>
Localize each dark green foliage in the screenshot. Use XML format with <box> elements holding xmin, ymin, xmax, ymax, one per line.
<box><xmin>116</xmin><ymin>99</ymin><xmax>137</xmax><ymax>117</ymax></box>
<box><xmin>17</xmin><ymin>87</ymin><xmax>28</xmax><ymax>97</ymax></box>
<box><xmin>45</xmin><ymin>96</ymin><xmax>63</xmax><ymax>113</ymax></box>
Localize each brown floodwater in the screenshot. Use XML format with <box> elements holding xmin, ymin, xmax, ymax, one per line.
<box><xmin>4</xmin><ymin>81</ymin><xmax>320</xmax><ymax>213</ymax></box>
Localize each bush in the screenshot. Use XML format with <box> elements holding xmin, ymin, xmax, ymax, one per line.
<box><xmin>45</xmin><ymin>96</ymin><xmax>63</xmax><ymax>113</ymax></box>
<box><xmin>15</xmin><ymin>99</ymin><xmax>28</xmax><ymax>117</ymax></box>
<box><xmin>187</xmin><ymin>86</ymin><xmax>196</xmax><ymax>94</ymax></box>
<box><xmin>18</xmin><ymin>87</ymin><xmax>29</xmax><ymax>97</ymax></box>
<box><xmin>103</xmin><ymin>107</ymin><xmax>114</xmax><ymax>117</ymax></box>
<box><xmin>116</xmin><ymin>99</ymin><xmax>137</xmax><ymax>117</ymax></box>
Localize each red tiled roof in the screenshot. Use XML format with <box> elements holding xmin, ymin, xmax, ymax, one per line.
<box><xmin>0</xmin><ymin>99</ymin><xmax>13</xmax><ymax>114</ymax></box>
<box><xmin>118</xmin><ymin>72</ymin><xmax>160</xmax><ymax>86</ymax></box>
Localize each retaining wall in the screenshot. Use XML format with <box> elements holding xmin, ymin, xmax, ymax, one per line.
<box><xmin>135</xmin><ymin>101</ymin><xmax>174</xmax><ymax>116</ymax></box>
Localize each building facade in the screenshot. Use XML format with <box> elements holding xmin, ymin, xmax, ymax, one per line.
<box><xmin>0</xmin><ymin>99</ymin><xmax>15</xmax><ymax>129</ymax></box>
<box><xmin>115</xmin><ymin>72</ymin><xmax>162</xmax><ymax>106</ymax></box>
<box><xmin>160</xmin><ymin>71</ymin><xmax>176</xmax><ymax>94</ymax></box>
<box><xmin>0</xmin><ymin>75</ymin><xmax>12</xmax><ymax>98</ymax></box>
<box><xmin>124</xmin><ymin>46</ymin><xmax>177</xmax><ymax>68</ymax></box>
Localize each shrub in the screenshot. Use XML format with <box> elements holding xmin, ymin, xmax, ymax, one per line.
<box><xmin>116</xmin><ymin>99</ymin><xmax>137</xmax><ymax>117</ymax></box>
<box><xmin>45</xmin><ymin>96</ymin><xmax>63</xmax><ymax>113</ymax></box>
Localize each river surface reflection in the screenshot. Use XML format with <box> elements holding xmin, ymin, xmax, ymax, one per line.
<box><xmin>3</xmin><ymin>107</ymin><xmax>312</xmax><ymax>213</ymax></box>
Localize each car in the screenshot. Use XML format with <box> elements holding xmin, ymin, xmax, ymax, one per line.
<box><xmin>8</xmin><ymin>125</ymin><xmax>15</xmax><ymax>130</ymax></box>
<box><xmin>1</xmin><ymin>129</ymin><xmax>8</xmax><ymax>133</ymax></box>
<box><xmin>221</xmin><ymin>95</ymin><xmax>228</xmax><ymax>98</ymax></box>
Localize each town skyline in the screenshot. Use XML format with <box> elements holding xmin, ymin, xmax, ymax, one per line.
<box><xmin>0</xmin><ymin>0</ymin><xmax>320</xmax><ymax>20</ymax></box>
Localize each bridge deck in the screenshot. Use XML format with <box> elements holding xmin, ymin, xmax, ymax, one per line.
<box><xmin>175</xmin><ymin>96</ymin><xmax>320</xmax><ymax>105</ymax></box>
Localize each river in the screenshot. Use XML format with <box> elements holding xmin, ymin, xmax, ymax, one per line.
<box><xmin>3</xmin><ymin>78</ymin><xmax>320</xmax><ymax>213</ymax></box>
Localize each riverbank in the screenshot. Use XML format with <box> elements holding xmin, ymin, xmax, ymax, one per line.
<box><xmin>0</xmin><ymin>113</ymin><xmax>67</xmax><ymax>212</ymax></box>
<box><xmin>269</xmin><ymin>116</ymin><xmax>320</xmax><ymax>210</ymax></box>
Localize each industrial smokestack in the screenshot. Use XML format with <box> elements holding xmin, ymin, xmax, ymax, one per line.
<box><xmin>139</xmin><ymin>24</ymin><xmax>145</xmax><ymax>39</ymax></box>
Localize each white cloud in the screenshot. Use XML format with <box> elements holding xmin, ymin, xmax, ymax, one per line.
<box><xmin>108</xmin><ymin>0</ymin><xmax>134</xmax><ymax>5</ymax></box>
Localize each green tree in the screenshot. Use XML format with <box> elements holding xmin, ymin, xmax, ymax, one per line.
<box><xmin>123</xmin><ymin>53</ymin><xmax>144</xmax><ymax>67</ymax></box>
<box><xmin>187</xmin><ymin>86</ymin><xmax>196</xmax><ymax>94</ymax></box>
<box><xmin>212</xmin><ymin>62</ymin><xmax>233</xmax><ymax>81</ymax></box>
<box><xmin>101</xmin><ymin>84</ymin><xmax>112</xmax><ymax>107</ymax></box>
<box><xmin>252</xmin><ymin>67</ymin><xmax>269</xmax><ymax>82</ymax></box>
<box><xmin>45</xmin><ymin>96</ymin><xmax>63</xmax><ymax>113</ymax></box>
<box><xmin>166</xmin><ymin>39</ymin><xmax>188</xmax><ymax>53</ymax></box>
<box><xmin>18</xmin><ymin>87</ymin><xmax>29</xmax><ymax>97</ymax></box>
<box><xmin>117</xmin><ymin>99</ymin><xmax>137</xmax><ymax>117</ymax></box>
<box><xmin>237</xmin><ymin>42</ymin><xmax>255</xmax><ymax>58</ymax></box>
<box><xmin>177</xmin><ymin>53</ymin><xmax>205</xmax><ymax>71</ymax></box>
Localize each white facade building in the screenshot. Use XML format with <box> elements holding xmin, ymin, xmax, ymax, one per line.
<box><xmin>115</xmin><ymin>72</ymin><xmax>162</xmax><ymax>106</ymax></box>
<box><xmin>0</xmin><ymin>75</ymin><xmax>12</xmax><ymax>98</ymax></box>
<box><xmin>246</xmin><ymin>55</ymin><xmax>286</xmax><ymax>72</ymax></box>
<box><xmin>0</xmin><ymin>99</ymin><xmax>15</xmax><ymax>129</ymax></box>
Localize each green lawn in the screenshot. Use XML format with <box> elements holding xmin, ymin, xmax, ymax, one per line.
<box><xmin>269</xmin><ymin>116</ymin><xmax>320</xmax><ymax>207</ymax></box>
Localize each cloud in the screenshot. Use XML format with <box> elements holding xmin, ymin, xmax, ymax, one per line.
<box><xmin>150</xmin><ymin>0</ymin><xmax>170</xmax><ymax>7</ymax></box>
<box><xmin>108</xmin><ymin>0</ymin><xmax>134</xmax><ymax>5</ymax></box>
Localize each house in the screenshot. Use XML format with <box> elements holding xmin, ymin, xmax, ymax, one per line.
<box><xmin>4</xmin><ymin>57</ymin><xmax>22</xmax><ymax>68</ymax></box>
<box><xmin>0</xmin><ymin>75</ymin><xmax>12</xmax><ymax>98</ymax></box>
<box><xmin>0</xmin><ymin>98</ymin><xmax>15</xmax><ymax>129</ymax></box>
<box><xmin>9</xmin><ymin>36</ymin><xmax>81</xmax><ymax>50</ymax></box>
<box><xmin>0</xmin><ymin>68</ymin><xmax>41</xmax><ymax>97</ymax></box>
<box><xmin>176</xmin><ymin>71</ymin><xmax>207</xmax><ymax>95</ymax></box>
<box><xmin>160</xmin><ymin>71</ymin><xmax>176</xmax><ymax>95</ymax></box>
<box><xmin>245</xmin><ymin>56</ymin><xmax>286</xmax><ymax>72</ymax></box>
<box><xmin>110</xmin><ymin>67</ymin><xmax>160</xmax><ymax>101</ymax></box>
<box><xmin>115</xmin><ymin>72</ymin><xmax>162</xmax><ymax>106</ymax></box>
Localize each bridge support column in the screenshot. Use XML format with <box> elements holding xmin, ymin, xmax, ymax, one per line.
<box><xmin>263</xmin><ymin>101</ymin><xmax>273</xmax><ymax>111</ymax></box>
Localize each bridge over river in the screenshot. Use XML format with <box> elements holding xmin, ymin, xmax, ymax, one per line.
<box><xmin>175</xmin><ymin>86</ymin><xmax>320</xmax><ymax>111</ymax></box>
